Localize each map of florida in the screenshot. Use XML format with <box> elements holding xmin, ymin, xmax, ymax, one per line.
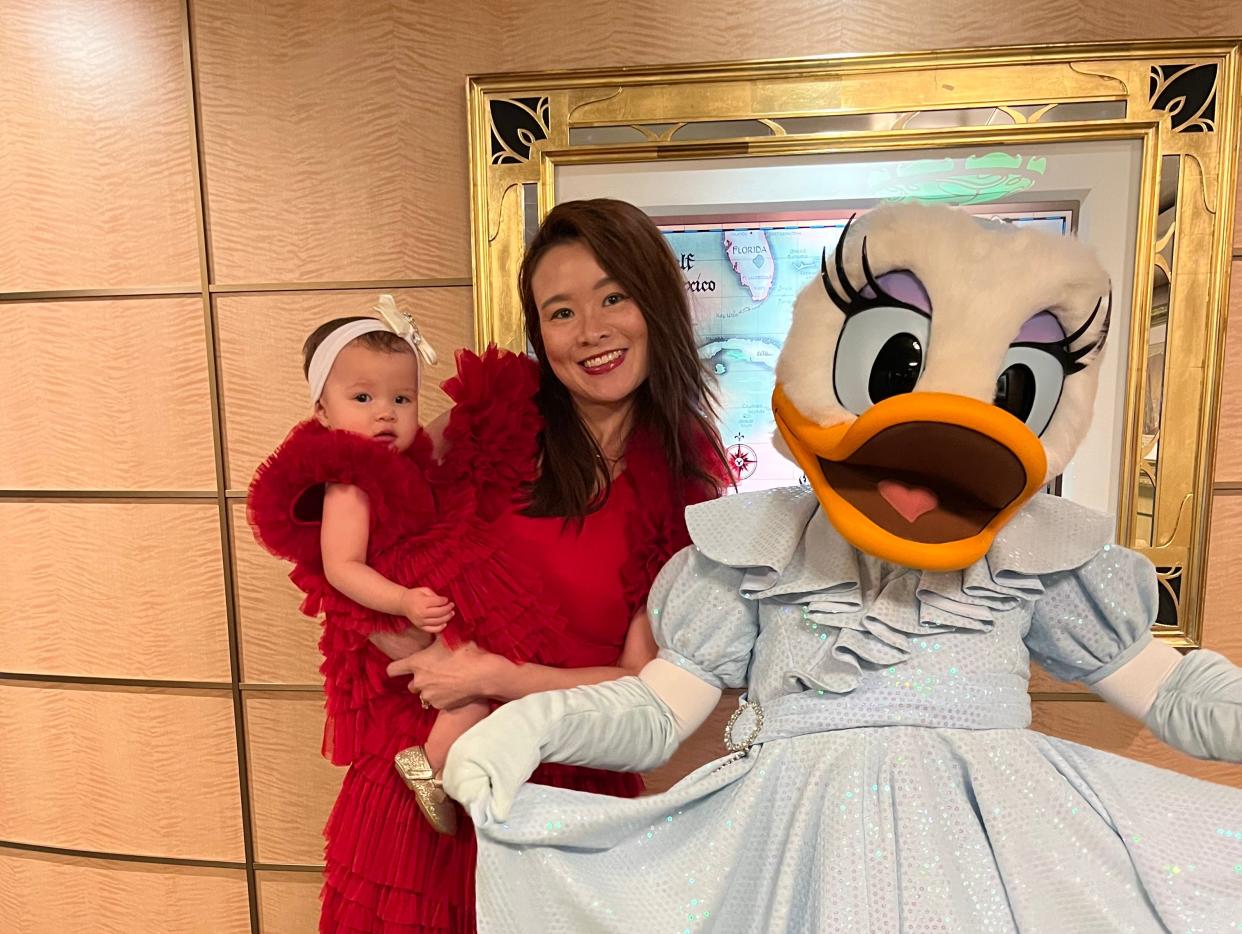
<box><xmin>724</xmin><ymin>228</ymin><xmax>775</xmax><ymax>302</ymax></box>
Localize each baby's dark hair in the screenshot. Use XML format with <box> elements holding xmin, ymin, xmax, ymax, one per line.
<box><xmin>301</xmin><ymin>316</ymin><xmax>414</xmax><ymax>377</ymax></box>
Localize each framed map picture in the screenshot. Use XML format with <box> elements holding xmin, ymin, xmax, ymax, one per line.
<box><xmin>550</xmin><ymin>139</ymin><xmax>1138</xmax><ymax>518</ymax></box>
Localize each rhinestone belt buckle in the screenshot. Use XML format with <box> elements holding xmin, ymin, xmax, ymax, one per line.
<box><xmin>723</xmin><ymin>698</ymin><xmax>764</xmax><ymax>754</ymax></box>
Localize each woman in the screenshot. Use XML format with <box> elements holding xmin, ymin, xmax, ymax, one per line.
<box><xmin>369</xmin><ymin>198</ymin><xmax>731</xmax><ymax>932</ymax></box>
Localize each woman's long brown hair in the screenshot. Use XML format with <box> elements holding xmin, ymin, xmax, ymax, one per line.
<box><xmin>518</xmin><ymin>198</ymin><xmax>730</xmax><ymax>517</ymax></box>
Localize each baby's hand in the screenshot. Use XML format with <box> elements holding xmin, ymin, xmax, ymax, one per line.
<box><xmin>400</xmin><ymin>587</ymin><xmax>454</xmax><ymax>633</ymax></box>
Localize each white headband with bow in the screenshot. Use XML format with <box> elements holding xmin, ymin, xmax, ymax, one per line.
<box><xmin>306</xmin><ymin>294</ymin><xmax>438</xmax><ymax>404</ymax></box>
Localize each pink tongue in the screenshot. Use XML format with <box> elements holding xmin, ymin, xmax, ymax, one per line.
<box><xmin>878</xmin><ymin>479</ymin><xmax>939</xmax><ymax>524</ymax></box>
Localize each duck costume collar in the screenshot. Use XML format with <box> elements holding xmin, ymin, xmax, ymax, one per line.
<box><xmin>773</xmin><ymin>202</ymin><xmax>1112</xmax><ymax>572</ymax></box>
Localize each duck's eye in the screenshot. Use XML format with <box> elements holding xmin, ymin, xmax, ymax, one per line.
<box><xmin>993</xmin><ymin>346</ymin><xmax>1065</xmax><ymax>436</ymax></box>
<box><xmin>833</xmin><ymin>306</ymin><xmax>929</xmax><ymax>414</ymax></box>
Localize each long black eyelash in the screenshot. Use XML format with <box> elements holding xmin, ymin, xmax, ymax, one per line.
<box><xmin>820</xmin><ymin>215</ymin><xmax>925</xmax><ymax>317</ymax></box>
<box><xmin>1061</xmin><ymin>293</ymin><xmax>1111</xmax><ymax>374</ymax></box>
<box><xmin>1010</xmin><ymin>293</ymin><xmax>1112</xmax><ymax>376</ymax></box>
<box><xmin>821</xmin><ymin>214</ymin><xmax>859</xmax><ymax>308</ymax></box>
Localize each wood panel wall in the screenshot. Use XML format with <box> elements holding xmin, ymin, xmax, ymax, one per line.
<box><xmin>2</xmin><ymin>1</ymin><xmax>1240</xmax><ymax>929</ymax></box>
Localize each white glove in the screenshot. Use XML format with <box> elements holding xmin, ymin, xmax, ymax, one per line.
<box><xmin>443</xmin><ymin>659</ymin><xmax>721</xmax><ymax>824</ymax></box>
<box><xmin>1145</xmin><ymin>649</ymin><xmax>1242</xmax><ymax>761</ymax></box>
<box><xmin>1092</xmin><ymin>638</ymin><xmax>1242</xmax><ymax>761</ymax></box>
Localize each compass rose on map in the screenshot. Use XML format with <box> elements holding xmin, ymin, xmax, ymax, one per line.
<box><xmin>727</xmin><ymin>441</ymin><xmax>758</xmax><ymax>481</ymax></box>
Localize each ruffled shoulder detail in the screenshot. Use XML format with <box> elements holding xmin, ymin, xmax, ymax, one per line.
<box><xmin>246</xmin><ymin>420</ymin><xmax>435</xmax><ymax>572</ymax></box>
<box><xmin>990</xmin><ymin>493</ymin><xmax>1115</xmax><ymax>576</ymax></box>
<box><xmin>687</xmin><ymin>490</ymin><xmax>1116</xmax><ymax>696</ymax></box>
<box><xmin>686</xmin><ymin>486</ymin><xmax>820</xmax><ymax>574</ymax></box>
<box><xmin>433</xmin><ymin>346</ymin><xmax>542</xmax><ymax>521</ymax></box>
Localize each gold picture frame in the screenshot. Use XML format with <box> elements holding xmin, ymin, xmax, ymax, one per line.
<box><xmin>467</xmin><ymin>40</ymin><xmax>1241</xmax><ymax>646</ymax></box>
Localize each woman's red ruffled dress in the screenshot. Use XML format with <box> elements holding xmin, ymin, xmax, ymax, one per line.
<box><xmin>248</xmin><ymin>347</ymin><xmax>720</xmax><ymax>933</ymax></box>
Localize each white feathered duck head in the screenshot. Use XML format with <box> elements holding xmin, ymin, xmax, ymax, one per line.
<box><xmin>773</xmin><ymin>202</ymin><xmax>1111</xmax><ymax>572</ymax></box>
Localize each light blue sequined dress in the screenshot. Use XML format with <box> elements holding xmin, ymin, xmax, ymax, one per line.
<box><xmin>473</xmin><ymin>488</ymin><xmax>1242</xmax><ymax>932</ymax></box>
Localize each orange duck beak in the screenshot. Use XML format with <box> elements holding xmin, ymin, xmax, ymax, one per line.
<box><xmin>773</xmin><ymin>385</ymin><xmax>1047</xmax><ymax>572</ymax></box>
